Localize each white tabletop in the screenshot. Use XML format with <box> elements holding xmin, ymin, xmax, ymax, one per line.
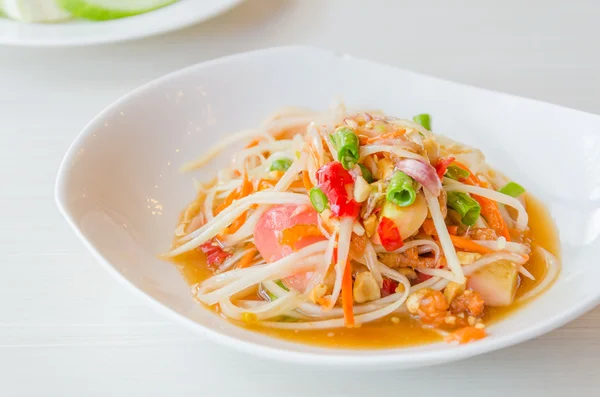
<box><xmin>1</xmin><ymin>1</ymin><xmax>599</xmax><ymax>395</ymax></box>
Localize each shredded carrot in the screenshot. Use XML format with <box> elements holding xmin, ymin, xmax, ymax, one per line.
<box><xmin>302</xmin><ymin>170</ymin><xmax>314</xmax><ymax>191</ymax></box>
<box><xmin>279</xmin><ymin>224</ymin><xmax>322</xmax><ymax>249</ymax></box>
<box><xmin>449</xmin><ymin>235</ymin><xmax>494</xmax><ymax>255</ymax></box>
<box><xmin>444</xmin><ymin>326</ymin><xmax>486</xmax><ymax>344</ymax></box>
<box><xmin>422</xmin><ymin>219</ymin><xmax>437</xmax><ymax>236</ymax></box>
<box><xmin>289</xmin><ymin>180</ymin><xmax>305</xmax><ymax>189</ymax></box>
<box><xmin>363</xmin><ymin>129</ymin><xmax>406</xmax><ymax>144</ymax></box>
<box><xmin>451</xmin><ymin>161</ymin><xmax>510</xmax><ymax>241</ymax></box>
<box><xmin>447</xmin><ymin>225</ymin><xmax>459</xmax><ymax>235</ymax></box>
<box><xmin>237</xmin><ymin>244</ymin><xmax>258</xmax><ymax>268</ymax></box>
<box><xmin>224</xmin><ymin>211</ymin><xmax>247</xmax><ymax>234</ymax></box>
<box><xmin>342</xmin><ymin>261</ymin><xmax>355</xmax><ymax>327</ymax></box>
<box><xmin>223</xmin><ymin>169</ymin><xmax>254</xmax><ymax>234</ymax></box>
<box><xmin>214</xmin><ymin>188</ymin><xmax>239</xmax><ymax>215</ymax></box>
<box><xmin>245</xmin><ymin>138</ymin><xmax>261</xmax><ymax>148</ymax></box>
<box><xmin>239</xmin><ymin>170</ymin><xmax>253</xmax><ymax>198</ymax></box>
<box><xmin>257</xmin><ymin>179</ymin><xmax>275</xmax><ymax>191</ymax></box>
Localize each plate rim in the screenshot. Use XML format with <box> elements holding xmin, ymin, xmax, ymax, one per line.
<box><xmin>54</xmin><ymin>45</ymin><xmax>600</xmax><ymax>368</ymax></box>
<box><xmin>0</xmin><ymin>0</ymin><xmax>243</xmax><ymax>47</ymax></box>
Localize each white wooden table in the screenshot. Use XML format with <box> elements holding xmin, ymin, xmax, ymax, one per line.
<box><xmin>1</xmin><ymin>1</ymin><xmax>599</xmax><ymax>395</ymax></box>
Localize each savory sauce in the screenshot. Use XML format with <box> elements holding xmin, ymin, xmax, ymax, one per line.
<box><xmin>172</xmin><ymin>194</ymin><xmax>559</xmax><ymax>349</ymax></box>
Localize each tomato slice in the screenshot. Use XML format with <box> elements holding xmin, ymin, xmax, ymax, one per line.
<box><xmin>254</xmin><ymin>204</ymin><xmax>326</xmax><ymax>263</ymax></box>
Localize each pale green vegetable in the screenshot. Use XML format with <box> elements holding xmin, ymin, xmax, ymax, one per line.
<box><xmin>58</xmin><ymin>0</ymin><xmax>176</xmax><ymax>20</ymax></box>
<box><xmin>2</xmin><ymin>0</ymin><xmax>71</xmax><ymax>22</ymax></box>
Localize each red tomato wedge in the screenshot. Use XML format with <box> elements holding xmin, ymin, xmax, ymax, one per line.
<box><xmin>254</xmin><ymin>204</ymin><xmax>326</xmax><ymax>263</ymax></box>
<box><xmin>254</xmin><ymin>204</ymin><xmax>326</xmax><ymax>292</ymax></box>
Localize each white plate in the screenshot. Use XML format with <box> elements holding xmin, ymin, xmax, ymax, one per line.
<box><xmin>55</xmin><ymin>46</ymin><xmax>600</xmax><ymax>369</ymax></box>
<box><xmin>0</xmin><ymin>0</ymin><xmax>242</xmax><ymax>47</ymax></box>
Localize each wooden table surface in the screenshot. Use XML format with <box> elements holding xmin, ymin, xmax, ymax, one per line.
<box><xmin>0</xmin><ymin>1</ymin><xmax>598</xmax><ymax>395</ymax></box>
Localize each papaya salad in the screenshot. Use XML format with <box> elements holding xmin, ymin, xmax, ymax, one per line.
<box><xmin>167</xmin><ymin>106</ymin><xmax>560</xmax><ymax>346</ymax></box>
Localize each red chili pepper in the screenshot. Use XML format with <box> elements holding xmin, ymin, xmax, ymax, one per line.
<box><xmin>434</xmin><ymin>156</ymin><xmax>456</xmax><ymax>180</ymax></box>
<box><xmin>198</xmin><ymin>240</ymin><xmax>231</xmax><ymax>266</ymax></box>
<box><xmin>377</xmin><ymin>216</ymin><xmax>404</xmax><ymax>251</ymax></box>
<box><xmin>381</xmin><ymin>278</ymin><xmax>399</xmax><ymax>297</ymax></box>
<box><xmin>414</xmin><ymin>272</ymin><xmax>432</xmax><ymax>284</ymax></box>
<box><xmin>315</xmin><ymin>161</ymin><xmax>361</xmax><ymax>218</ymax></box>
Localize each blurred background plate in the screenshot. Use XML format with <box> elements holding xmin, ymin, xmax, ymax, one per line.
<box><xmin>0</xmin><ymin>0</ymin><xmax>243</xmax><ymax>47</ymax></box>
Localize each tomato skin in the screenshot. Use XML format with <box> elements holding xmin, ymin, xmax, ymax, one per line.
<box><xmin>198</xmin><ymin>240</ymin><xmax>231</xmax><ymax>266</ymax></box>
<box><xmin>315</xmin><ymin>162</ymin><xmax>361</xmax><ymax>218</ymax></box>
<box><xmin>254</xmin><ymin>204</ymin><xmax>325</xmax><ymax>263</ymax></box>
<box><xmin>377</xmin><ymin>216</ymin><xmax>404</xmax><ymax>251</ymax></box>
<box><xmin>434</xmin><ymin>156</ymin><xmax>456</xmax><ymax>180</ymax></box>
<box><xmin>381</xmin><ymin>278</ymin><xmax>399</xmax><ymax>297</ymax></box>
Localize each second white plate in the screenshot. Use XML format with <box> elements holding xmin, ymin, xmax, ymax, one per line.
<box><xmin>0</xmin><ymin>0</ymin><xmax>242</xmax><ymax>47</ymax></box>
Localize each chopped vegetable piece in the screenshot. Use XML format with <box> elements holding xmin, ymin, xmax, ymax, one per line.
<box><xmin>254</xmin><ymin>205</ymin><xmax>325</xmax><ymax>263</ymax></box>
<box><xmin>467</xmin><ymin>260</ymin><xmax>518</xmax><ymax>306</ymax></box>
<box><xmin>358</xmin><ymin>163</ymin><xmax>374</xmax><ymax>183</ymax></box>
<box><xmin>381</xmin><ymin>278</ymin><xmax>399</xmax><ymax>296</ymax></box>
<box><xmin>377</xmin><ymin>216</ymin><xmax>404</xmax><ymax>251</ymax></box>
<box><xmin>386</xmin><ymin>170</ymin><xmax>417</xmax><ymax>207</ymax></box>
<box><xmin>237</xmin><ymin>245</ymin><xmax>258</xmax><ymax>268</ymax></box>
<box><xmin>499</xmin><ymin>181</ymin><xmax>526</xmax><ymax>198</ymax></box>
<box><xmin>198</xmin><ymin>240</ymin><xmax>231</xmax><ymax>266</ymax></box>
<box><xmin>309</xmin><ymin>187</ymin><xmax>329</xmax><ymax>213</ymax></box>
<box><xmin>280</xmin><ymin>224</ymin><xmax>323</xmax><ymax>249</ymax></box>
<box><xmin>445</xmin><ymin>165</ymin><xmax>470</xmax><ymax>180</ymax></box>
<box><xmin>380</xmin><ymin>196</ymin><xmax>428</xmax><ymax>240</ymax></box>
<box><xmin>275</xmin><ymin>279</ymin><xmax>289</xmax><ymax>291</ymax></box>
<box><xmin>449</xmin><ymin>235</ymin><xmax>494</xmax><ymax>255</ymax></box>
<box><xmin>444</xmin><ymin>326</ymin><xmax>486</xmax><ymax>344</ymax></box>
<box><xmin>447</xmin><ymin>191</ymin><xmax>481</xmax><ymax>226</ymax></box>
<box><xmin>315</xmin><ymin>162</ymin><xmax>361</xmax><ymax>218</ymax></box>
<box><xmin>342</xmin><ymin>261</ymin><xmax>355</xmax><ymax>326</ymax></box>
<box><xmin>331</xmin><ymin>127</ymin><xmax>360</xmax><ymax>170</ymax></box>
<box><xmin>269</xmin><ymin>158</ymin><xmax>293</xmax><ymax>172</ymax></box>
<box><xmin>453</xmin><ymin>161</ymin><xmax>511</xmax><ymax>241</ymax></box>
<box><xmin>302</xmin><ymin>170</ymin><xmax>314</xmax><ymax>191</ymax></box>
<box><xmin>331</xmin><ymin>127</ymin><xmax>360</xmax><ymax>169</ymax></box>
<box><xmin>413</xmin><ymin>113</ymin><xmax>431</xmax><ymax>130</ymax></box>
<box><xmin>434</xmin><ymin>157</ymin><xmax>456</xmax><ymax>179</ymax></box>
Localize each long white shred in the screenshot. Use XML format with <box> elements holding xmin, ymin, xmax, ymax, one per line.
<box><xmin>517</xmin><ymin>247</ymin><xmax>560</xmax><ymax>302</ymax></box>
<box><xmin>472</xmin><ymin>240</ymin><xmax>531</xmax><ymax>255</ymax></box>
<box><xmin>234</xmin><ymin>140</ymin><xmax>295</xmax><ymax>168</ymax></box>
<box><xmin>423</xmin><ymin>189</ymin><xmax>465</xmax><ymax>283</ymax></box>
<box><xmin>417</xmin><ymin>268</ymin><xmax>457</xmax><ymax>279</ymax></box>
<box><xmin>386</xmin><ymin>117</ymin><xmax>433</xmax><ymax>138</ymax></box>
<box><xmin>305</xmin><ymin>230</ymin><xmax>337</xmax><ymax>293</ymax></box>
<box><xmin>220</xmin><ymin>154</ymin><xmax>308</xmax><ymax>247</ymax></box>
<box><xmin>179</xmin><ymin>128</ymin><xmax>260</xmax><ymax>172</ymax></box>
<box><xmin>260</xmin><ymin>274</ymin><xmax>411</xmax><ymax>329</ymax></box>
<box><xmin>218</xmin><ymin>291</ymin><xmax>300</xmax><ymax>321</ymax></box>
<box><xmin>196</xmin><ymin>243</ymin><xmax>328</xmax><ymax>305</ymax></box>
<box><xmin>363</xmin><ymin>241</ymin><xmax>383</xmax><ymax>286</ymax></box>
<box><xmin>169</xmin><ymin>192</ymin><xmax>311</xmax><ymax>256</ymax></box>
<box><xmin>263</xmin><ymin>280</ymin><xmax>392</xmax><ymax>319</ymax></box>
<box><xmin>411</xmin><ymin>276</ymin><xmax>444</xmax><ymax>292</ymax></box>
<box><xmin>359</xmin><ymin>145</ymin><xmax>425</xmax><ymax>162</ymax></box>
<box><xmin>462</xmin><ymin>251</ymin><xmax>528</xmax><ymax>275</ymax></box>
<box><xmin>374</xmin><ymin>239</ymin><xmax>441</xmax><ymax>261</ymax></box>
<box><xmin>327</xmin><ymin>216</ymin><xmax>353</xmax><ymax>309</ymax></box>
<box><xmin>203</xmin><ymin>188</ymin><xmax>217</xmax><ymax>223</ymax></box>
<box><xmin>216</xmin><ymin>247</ymin><xmax>256</xmax><ymax>274</ymax></box>
<box><xmin>443</xmin><ymin>178</ymin><xmax>528</xmax><ymax>230</ymax></box>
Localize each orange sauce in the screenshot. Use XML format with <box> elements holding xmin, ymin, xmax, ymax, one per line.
<box><xmin>172</xmin><ymin>193</ymin><xmax>559</xmax><ymax>349</ymax></box>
